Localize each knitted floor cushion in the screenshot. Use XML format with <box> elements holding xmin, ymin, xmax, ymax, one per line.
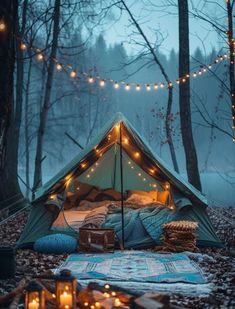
<box><xmin>34</xmin><ymin>234</ymin><xmax>77</xmax><ymax>254</ymax></box>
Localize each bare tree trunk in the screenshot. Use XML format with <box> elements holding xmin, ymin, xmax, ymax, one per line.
<box><xmin>24</xmin><ymin>48</ymin><xmax>33</xmax><ymax>198</ymax></box>
<box><xmin>226</xmin><ymin>0</ymin><xmax>235</xmax><ymax>134</ymax></box>
<box><xmin>178</xmin><ymin>0</ymin><xmax>201</xmax><ymax>191</ymax></box>
<box><xmin>33</xmin><ymin>0</ymin><xmax>61</xmax><ymax>193</ymax></box>
<box><xmin>120</xmin><ymin>0</ymin><xmax>179</xmax><ymax>173</ymax></box>
<box><xmin>0</xmin><ymin>0</ymin><xmax>25</xmax><ymax>212</ymax></box>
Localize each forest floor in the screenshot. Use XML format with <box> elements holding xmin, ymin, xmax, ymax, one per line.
<box><xmin>0</xmin><ymin>207</ymin><xmax>234</xmax><ymax>308</ymax></box>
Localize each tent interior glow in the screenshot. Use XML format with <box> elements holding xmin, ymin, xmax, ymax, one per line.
<box><xmin>17</xmin><ymin>113</ymin><xmax>221</xmax><ymax>249</ymax></box>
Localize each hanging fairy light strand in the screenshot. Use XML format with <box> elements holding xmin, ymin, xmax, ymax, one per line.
<box><xmin>19</xmin><ymin>40</ymin><xmax>230</xmax><ymax>92</ymax></box>
<box><xmin>19</xmin><ymin>40</ymin><xmax>234</xmax><ymax>140</ymax></box>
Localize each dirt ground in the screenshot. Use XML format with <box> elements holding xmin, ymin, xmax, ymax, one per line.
<box><xmin>0</xmin><ymin>207</ymin><xmax>234</xmax><ymax>308</ymax></box>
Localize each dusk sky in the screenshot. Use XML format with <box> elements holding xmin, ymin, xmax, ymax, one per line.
<box><xmin>96</xmin><ymin>0</ymin><xmax>223</xmax><ymax>57</ymax></box>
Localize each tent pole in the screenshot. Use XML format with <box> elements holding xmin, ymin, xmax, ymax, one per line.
<box><xmin>119</xmin><ymin>122</ymin><xmax>125</xmax><ymax>250</ymax></box>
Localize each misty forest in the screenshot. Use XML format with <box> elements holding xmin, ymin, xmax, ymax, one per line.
<box><xmin>0</xmin><ymin>0</ymin><xmax>234</xmax><ymax>308</ymax></box>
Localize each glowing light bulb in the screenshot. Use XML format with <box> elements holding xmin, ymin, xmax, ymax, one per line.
<box><xmin>88</xmin><ymin>76</ymin><xmax>94</xmax><ymax>83</ymax></box>
<box><xmin>186</xmin><ymin>74</ymin><xmax>190</xmax><ymax>78</ymax></box>
<box><xmin>215</xmin><ymin>59</ymin><xmax>219</xmax><ymax>63</ymax></box>
<box><xmin>0</xmin><ymin>20</ymin><xmax>6</xmax><ymax>32</ymax></box>
<box><xmin>198</xmin><ymin>70</ymin><xmax>202</xmax><ymax>75</ymax></box>
<box><xmin>115</xmin><ymin>123</ymin><xmax>120</xmax><ymax>132</ymax></box>
<box><xmin>153</xmin><ymin>184</ymin><xmax>157</xmax><ymax>188</ymax></box>
<box><xmin>203</xmin><ymin>68</ymin><xmax>207</xmax><ymax>72</ymax></box>
<box><xmin>192</xmin><ymin>72</ymin><xmax>197</xmax><ymax>77</ymax></box>
<box><xmin>70</xmin><ymin>70</ymin><xmax>76</xmax><ymax>78</ymax></box>
<box><xmin>160</xmin><ymin>83</ymin><xmax>164</xmax><ymax>88</ymax></box>
<box><xmin>138</xmin><ymin>173</ymin><xmax>142</xmax><ymax>176</ymax></box>
<box><xmin>91</xmin><ymin>168</ymin><xmax>94</xmax><ymax>172</ymax></box>
<box><xmin>56</xmin><ymin>63</ymin><xmax>62</xmax><ymax>71</ymax></box>
<box><xmin>150</xmin><ymin>169</ymin><xmax>155</xmax><ymax>174</ymax></box>
<box><xmin>36</xmin><ymin>53</ymin><xmax>43</xmax><ymax>61</ymax></box>
<box><xmin>136</xmin><ymin>84</ymin><xmax>141</xmax><ymax>91</ymax></box>
<box><xmin>84</xmin><ymin>302</ymin><xmax>89</xmax><ymax>306</ymax></box>
<box><xmin>95</xmin><ymin>302</ymin><xmax>101</xmax><ymax>308</ymax></box>
<box><xmin>49</xmin><ymin>194</ymin><xmax>57</xmax><ymax>200</ymax></box>
<box><xmin>20</xmin><ymin>43</ymin><xmax>27</xmax><ymax>50</ymax></box>
<box><xmin>123</xmin><ymin>137</ymin><xmax>128</xmax><ymax>144</ymax></box>
<box><xmin>145</xmin><ymin>84</ymin><xmax>151</xmax><ymax>91</ymax></box>
<box><xmin>125</xmin><ymin>84</ymin><xmax>130</xmax><ymax>91</ymax></box>
<box><xmin>134</xmin><ymin>152</ymin><xmax>140</xmax><ymax>158</ymax></box>
<box><xmin>153</xmin><ymin>83</ymin><xmax>158</xmax><ymax>90</ymax></box>
<box><xmin>86</xmin><ymin>174</ymin><xmax>90</xmax><ymax>178</ymax></box>
<box><xmin>111</xmin><ymin>292</ymin><xmax>116</xmax><ymax>296</ymax></box>
<box><xmin>208</xmin><ymin>65</ymin><xmax>212</xmax><ymax>69</ymax></box>
<box><xmin>114</xmin><ymin>82</ymin><xmax>119</xmax><ymax>89</ymax></box>
<box><xmin>81</xmin><ymin>163</ymin><xmax>86</xmax><ymax>168</ymax></box>
<box><xmin>100</xmin><ymin>79</ymin><xmax>106</xmax><ymax>87</ymax></box>
<box><xmin>128</xmin><ymin>161</ymin><xmax>131</xmax><ymax>165</ymax></box>
<box><xmin>168</xmin><ymin>82</ymin><xmax>173</xmax><ymax>88</ymax></box>
<box><xmin>182</xmin><ymin>78</ymin><xmax>186</xmax><ymax>83</ymax></box>
<box><xmin>176</xmin><ymin>79</ymin><xmax>180</xmax><ymax>84</ymax></box>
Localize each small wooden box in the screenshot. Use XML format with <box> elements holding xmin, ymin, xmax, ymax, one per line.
<box><xmin>78</xmin><ymin>228</ymin><xmax>115</xmax><ymax>253</ymax></box>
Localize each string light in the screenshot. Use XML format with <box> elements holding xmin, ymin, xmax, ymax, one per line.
<box><xmin>88</xmin><ymin>76</ymin><xmax>94</xmax><ymax>83</ymax></box>
<box><xmin>49</xmin><ymin>194</ymin><xmax>57</xmax><ymax>200</ymax></box>
<box><xmin>0</xmin><ymin>20</ymin><xmax>6</xmax><ymax>32</ymax></box>
<box><xmin>126</xmin><ymin>159</ymin><xmax>159</xmax><ymax>189</ymax></box>
<box><xmin>134</xmin><ymin>152</ymin><xmax>140</xmax><ymax>158</ymax></box>
<box><xmin>20</xmin><ymin>43</ymin><xmax>27</xmax><ymax>50</ymax></box>
<box><xmin>154</xmin><ymin>83</ymin><xmax>158</xmax><ymax>90</ymax></box>
<box><xmin>70</xmin><ymin>70</ymin><xmax>76</xmax><ymax>78</ymax></box>
<box><xmin>16</xmin><ymin>40</ymin><xmax>230</xmax><ymax>93</ymax></box>
<box><xmin>56</xmin><ymin>63</ymin><xmax>62</xmax><ymax>71</ymax></box>
<box><xmin>81</xmin><ymin>162</ymin><xmax>87</xmax><ymax>168</ymax></box>
<box><xmin>36</xmin><ymin>53</ymin><xmax>43</xmax><ymax>61</ymax></box>
<box><xmin>100</xmin><ymin>79</ymin><xmax>106</xmax><ymax>87</ymax></box>
<box><xmin>114</xmin><ymin>82</ymin><xmax>119</xmax><ymax>89</ymax></box>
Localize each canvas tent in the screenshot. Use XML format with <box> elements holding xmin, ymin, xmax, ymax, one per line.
<box><xmin>17</xmin><ymin>113</ymin><xmax>221</xmax><ymax>248</ymax></box>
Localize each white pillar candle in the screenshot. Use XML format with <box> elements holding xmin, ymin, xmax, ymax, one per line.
<box><xmin>60</xmin><ymin>291</ymin><xmax>72</xmax><ymax>307</ymax></box>
<box><xmin>28</xmin><ymin>299</ymin><xmax>39</xmax><ymax>309</ymax></box>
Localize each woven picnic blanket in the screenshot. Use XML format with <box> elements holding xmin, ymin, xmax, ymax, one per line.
<box><xmin>56</xmin><ymin>251</ymin><xmax>207</xmax><ymax>284</ymax></box>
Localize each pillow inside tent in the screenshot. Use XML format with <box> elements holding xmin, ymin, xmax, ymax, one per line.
<box><xmin>34</xmin><ymin>234</ymin><xmax>77</xmax><ymax>254</ymax></box>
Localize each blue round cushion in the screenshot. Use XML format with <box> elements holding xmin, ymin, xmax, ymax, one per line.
<box><xmin>34</xmin><ymin>234</ymin><xmax>77</xmax><ymax>254</ymax></box>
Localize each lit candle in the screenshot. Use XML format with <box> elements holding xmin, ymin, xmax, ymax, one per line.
<box><xmin>114</xmin><ymin>298</ymin><xmax>121</xmax><ymax>307</ymax></box>
<box><xmin>28</xmin><ymin>299</ymin><xmax>39</xmax><ymax>309</ymax></box>
<box><xmin>60</xmin><ymin>291</ymin><xmax>72</xmax><ymax>307</ymax></box>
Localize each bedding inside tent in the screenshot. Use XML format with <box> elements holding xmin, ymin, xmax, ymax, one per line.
<box><xmin>17</xmin><ymin>113</ymin><xmax>222</xmax><ymax>249</ymax></box>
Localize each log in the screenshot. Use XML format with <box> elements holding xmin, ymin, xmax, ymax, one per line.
<box><xmin>0</xmin><ymin>278</ymin><xmax>27</xmax><ymax>307</ymax></box>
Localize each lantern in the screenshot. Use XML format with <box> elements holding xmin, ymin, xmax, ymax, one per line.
<box><xmin>25</xmin><ymin>281</ymin><xmax>45</xmax><ymax>309</ymax></box>
<box><xmin>55</xmin><ymin>269</ymin><xmax>76</xmax><ymax>309</ymax></box>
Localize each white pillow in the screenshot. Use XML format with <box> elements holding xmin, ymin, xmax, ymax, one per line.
<box><xmin>126</xmin><ymin>193</ymin><xmax>153</xmax><ymax>205</ymax></box>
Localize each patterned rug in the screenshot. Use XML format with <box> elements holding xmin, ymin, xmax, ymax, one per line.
<box><xmin>57</xmin><ymin>251</ymin><xmax>207</xmax><ymax>284</ymax></box>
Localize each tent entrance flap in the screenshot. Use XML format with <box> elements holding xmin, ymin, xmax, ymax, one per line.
<box><xmin>75</xmin><ymin>145</ymin><xmax>161</xmax><ymax>192</ymax></box>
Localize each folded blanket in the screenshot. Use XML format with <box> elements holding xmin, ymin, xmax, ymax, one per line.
<box><xmin>81</xmin><ymin>203</ymin><xmax>120</xmax><ymax>228</ymax></box>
